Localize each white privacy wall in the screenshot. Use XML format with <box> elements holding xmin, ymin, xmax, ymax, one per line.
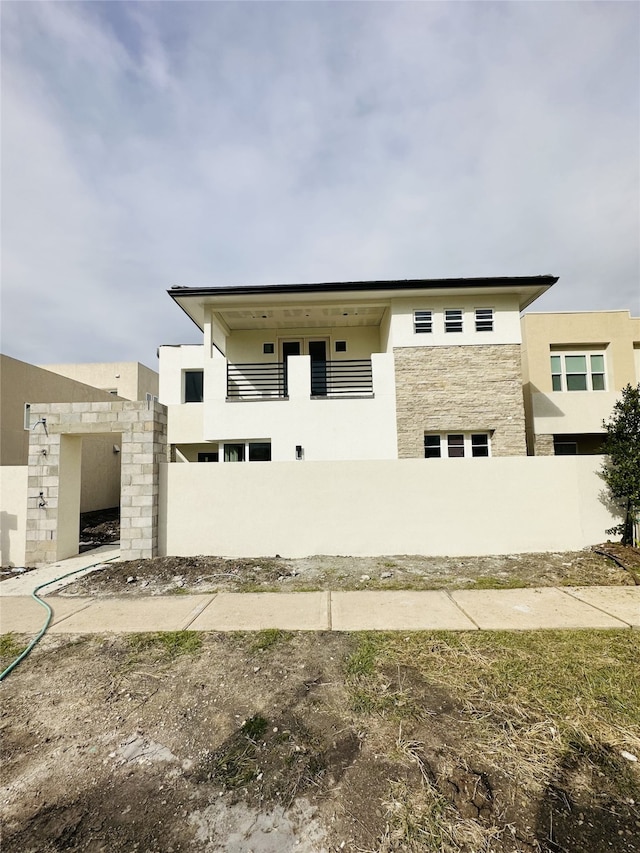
<box><xmin>159</xmin><ymin>456</ymin><xmax>616</xmax><ymax>558</ymax></box>
<box><xmin>0</xmin><ymin>466</ymin><xmax>28</xmax><ymax>567</ymax></box>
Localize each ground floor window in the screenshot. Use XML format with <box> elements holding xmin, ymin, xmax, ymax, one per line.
<box><xmin>424</xmin><ymin>432</ymin><xmax>491</xmax><ymax>458</ymax></box>
<box><xmin>553</xmin><ymin>433</ymin><xmax>604</xmax><ymax>456</ymax></box>
<box><xmin>224</xmin><ymin>441</ymin><xmax>271</xmax><ymax>462</ymax></box>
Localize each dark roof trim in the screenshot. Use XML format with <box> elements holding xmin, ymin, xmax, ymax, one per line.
<box><xmin>168</xmin><ymin>275</ymin><xmax>558</xmax><ymax>299</ymax></box>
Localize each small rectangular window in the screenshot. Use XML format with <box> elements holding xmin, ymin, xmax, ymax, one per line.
<box><xmin>590</xmin><ymin>354</ymin><xmax>605</xmax><ymax>390</ymax></box>
<box><xmin>471</xmin><ymin>434</ymin><xmax>489</xmax><ymax>457</ymax></box>
<box><xmin>550</xmin><ymin>355</ymin><xmax>562</xmax><ymax>391</ymax></box>
<box><xmin>224</xmin><ymin>443</ymin><xmax>245</xmax><ymax>462</ymax></box>
<box><xmin>248</xmin><ymin>442</ymin><xmax>271</xmax><ymax>461</ymax></box>
<box><xmin>475</xmin><ymin>308</ymin><xmax>493</xmax><ymax>332</ymax></box>
<box><xmin>184</xmin><ymin>370</ymin><xmax>204</xmax><ymax>403</ymax></box>
<box><xmin>414</xmin><ymin>311</ymin><xmax>433</xmax><ymax>334</ymax></box>
<box><xmin>553</xmin><ymin>438</ymin><xmax>577</xmax><ymax>456</ymax></box>
<box><xmin>335</xmin><ymin>340</ymin><xmax>347</xmax><ymax>352</ymax></box>
<box><xmin>447</xmin><ymin>434</ymin><xmax>465</xmax><ymax>457</ymax></box>
<box><xmin>424</xmin><ymin>435</ymin><xmax>441</xmax><ymax>458</ymax></box>
<box><xmin>445</xmin><ymin>309</ymin><xmax>463</xmax><ymax>333</ymax></box>
<box><xmin>24</xmin><ymin>403</ymin><xmax>31</xmax><ymax>430</ymax></box>
<box><xmin>263</xmin><ymin>343</ymin><xmax>275</xmax><ymax>355</ymax></box>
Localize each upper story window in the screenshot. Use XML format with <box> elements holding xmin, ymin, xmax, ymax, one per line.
<box><xmin>475</xmin><ymin>308</ymin><xmax>494</xmax><ymax>332</ymax></box>
<box><xmin>424</xmin><ymin>432</ymin><xmax>491</xmax><ymax>458</ymax></box>
<box><xmin>444</xmin><ymin>309</ymin><xmax>463</xmax><ymax>333</ymax></box>
<box><xmin>184</xmin><ymin>370</ymin><xmax>204</xmax><ymax>402</ymax></box>
<box><xmin>550</xmin><ymin>353</ymin><xmax>606</xmax><ymax>391</ymax></box>
<box><xmin>413</xmin><ymin>310</ymin><xmax>433</xmax><ymax>334</ymax></box>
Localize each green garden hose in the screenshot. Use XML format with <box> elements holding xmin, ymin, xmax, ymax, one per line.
<box><xmin>0</xmin><ymin>555</ymin><xmax>119</xmax><ymax>681</ymax></box>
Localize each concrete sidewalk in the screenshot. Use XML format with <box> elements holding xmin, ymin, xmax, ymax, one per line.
<box><xmin>1</xmin><ymin>586</ymin><xmax>638</xmax><ymax>634</ymax></box>
<box><xmin>0</xmin><ymin>545</ymin><xmax>120</xmax><ymax>596</ymax></box>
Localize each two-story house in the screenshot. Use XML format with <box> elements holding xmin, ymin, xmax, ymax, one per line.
<box><xmin>160</xmin><ymin>275</ymin><xmax>558</xmax><ymax>465</ymax></box>
<box><xmin>521</xmin><ymin>311</ymin><xmax>640</xmax><ymax>456</ymax></box>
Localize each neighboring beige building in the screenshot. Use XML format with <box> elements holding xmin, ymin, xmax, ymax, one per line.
<box><xmin>41</xmin><ymin>361</ymin><xmax>158</xmax><ymax>403</ymax></box>
<box><xmin>521</xmin><ymin>311</ymin><xmax>640</xmax><ymax>455</ymax></box>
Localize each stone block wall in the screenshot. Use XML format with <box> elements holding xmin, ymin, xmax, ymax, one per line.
<box><xmin>394</xmin><ymin>344</ymin><xmax>527</xmax><ymax>458</ymax></box>
<box><xmin>25</xmin><ymin>401</ymin><xmax>167</xmax><ymax>565</ymax></box>
<box><xmin>533</xmin><ymin>434</ymin><xmax>555</xmax><ymax>456</ymax></box>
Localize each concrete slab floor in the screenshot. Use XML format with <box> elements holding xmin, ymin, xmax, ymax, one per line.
<box><xmin>188</xmin><ymin>592</ymin><xmax>330</xmax><ymax>632</ymax></box>
<box><xmin>563</xmin><ymin>586</ymin><xmax>640</xmax><ymax>628</ymax></box>
<box><xmin>330</xmin><ymin>590</ymin><xmax>477</xmax><ymax>631</ymax></box>
<box><xmin>451</xmin><ymin>587</ymin><xmax>630</xmax><ymax>630</ymax></box>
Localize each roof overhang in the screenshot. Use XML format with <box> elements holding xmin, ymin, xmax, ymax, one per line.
<box><xmin>168</xmin><ymin>275</ymin><xmax>559</xmax><ymax>332</ymax></box>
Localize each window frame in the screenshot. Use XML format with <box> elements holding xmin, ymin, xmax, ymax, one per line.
<box><xmin>424</xmin><ymin>432</ymin><xmax>492</xmax><ymax>459</ymax></box>
<box><xmin>183</xmin><ymin>369</ymin><xmax>204</xmax><ymax>403</ymax></box>
<box><xmin>222</xmin><ymin>440</ymin><xmax>272</xmax><ymax>462</ymax></box>
<box><xmin>474</xmin><ymin>308</ymin><xmax>494</xmax><ymax>332</ymax></box>
<box><xmin>549</xmin><ymin>351</ymin><xmax>606</xmax><ymax>392</ymax></box>
<box><xmin>413</xmin><ymin>310</ymin><xmax>433</xmax><ymax>334</ymax></box>
<box><xmin>444</xmin><ymin>309</ymin><xmax>463</xmax><ymax>333</ymax></box>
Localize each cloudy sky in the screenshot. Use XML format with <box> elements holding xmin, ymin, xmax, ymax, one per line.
<box><xmin>2</xmin><ymin>1</ymin><xmax>638</xmax><ymax>368</ymax></box>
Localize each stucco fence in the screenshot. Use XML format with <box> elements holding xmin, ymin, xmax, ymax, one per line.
<box><xmin>159</xmin><ymin>456</ymin><xmax>619</xmax><ymax>558</ymax></box>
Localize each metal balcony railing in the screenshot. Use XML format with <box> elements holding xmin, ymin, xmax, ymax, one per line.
<box><xmin>226</xmin><ymin>358</ymin><xmax>374</xmax><ymax>399</ymax></box>
<box><xmin>312</xmin><ymin>359</ymin><xmax>373</xmax><ymax>397</ymax></box>
<box><xmin>227</xmin><ymin>362</ymin><xmax>285</xmax><ymax>399</ymax></box>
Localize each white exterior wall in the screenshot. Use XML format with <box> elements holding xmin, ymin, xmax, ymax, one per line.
<box><xmin>160</xmin><ymin>343</ymin><xmax>398</xmax><ymax>461</ymax></box>
<box><xmin>202</xmin><ymin>353</ymin><xmax>397</xmax><ymax>461</ymax></box>
<box><xmin>159</xmin><ymin>345</ymin><xmax>205</xmax><ymax>405</ymax></box>
<box><xmin>531</xmin><ymin>391</ymin><xmax>620</xmax><ymax>434</ymax></box>
<box><xmin>388</xmin><ymin>295</ymin><xmax>522</xmax><ymax>348</ymax></box>
<box><xmin>0</xmin><ymin>466</ymin><xmax>28</xmax><ymax>567</ymax></box>
<box><xmin>159</xmin><ymin>456</ymin><xmax>617</xmax><ymax>558</ymax></box>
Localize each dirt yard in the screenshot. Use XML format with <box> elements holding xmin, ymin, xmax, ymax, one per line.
<box><xmin>1</xmin><ymin>547</ymin><xmax>639</xmax><ymax>851</ymax></box>
<box><xmin>52</xmin><ymin>546</ymin><xmax>639</xmax><ymax>598</ymax></box>
<box><xmin>1</xmin><ymin>628</ymin><xmax>639</xmax><ymax>852</ymax></box>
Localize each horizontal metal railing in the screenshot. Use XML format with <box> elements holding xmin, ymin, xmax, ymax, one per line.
<box><xmin>227</xmin><ymin>358</ymin><xmax>374</xmax><ymax>399</ymax></box>
<box><xmin>313</xmin><ymin>359</ymin><xmax>373</xmax><ymax>397</ymax></box>
<box><xmin>227</xmin><ymin>362</ymin><xmax>285</xmax><ymax>399</ymax></box>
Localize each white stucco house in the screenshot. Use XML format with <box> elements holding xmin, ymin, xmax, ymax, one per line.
<box><xmin>5</xmin><ymin>274</ymin><xmax>635</xmax><ymax>566</ymax></box>
<box><xmin>160</xmin><ymin>275</ymin><xmax>559</xmax><ymax>465</ymax></box>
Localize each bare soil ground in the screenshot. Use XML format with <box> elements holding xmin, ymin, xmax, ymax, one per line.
<box><xmin>55</xmin><ymin>546</ymin><xmax>639</xmax><ymax>598</ymax></box>
<box><xmin>1</xmin><ymin>629</ymin><xmax>638</xmax><ymax>852</ymax></box>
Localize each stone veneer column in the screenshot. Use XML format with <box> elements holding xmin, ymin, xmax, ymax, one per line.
<box><xmin>25</xmin><ymin>401</ymin><xmax>167</xmax><ymax>565</ymax></box>
<box><xmin>533</xmin><ymin>434</ymin><xmax>555</xmax><ymax>456</ymax></box>
<box><xmin>393</xmin><ymin>344</ymin><xmax>527</xmax><ymax>458</ymax></box>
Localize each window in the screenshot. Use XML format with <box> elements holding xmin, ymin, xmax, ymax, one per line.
<box><xmin>550</xmin><ymin>353</ymin><xmax>606</xmax><ymax>391</ymax></box>
<box><xmin>424</xmin><ymin>432</ymin><xmax>491</xmax><ymax>458</ymax></box>
<box><xmin>24</xmin><ymin>403</ymin><xmax>31</xmax><ymax>430</ymax></box>
<box><xmin>224</xmin><ymin>443</ymin><xmax>245</xmax><ymax>462</ymax></box>
<box><xmin>248</xmin><ymin>442</ymin><xmax>271</xmax><ymax>461</ymax></box>
<box><xmin>475</xmin><ymin>308</ymin><xmax>493</xmax><ymax>332</ymax></box>
<box><xmin>223</xmin><ymin>441</ymin><xmax>271</xmax><ymax>462</ymax></box>
<box><xmin>263</xmin><ymin>343</ymin><xmax>275</xmax><ymax>354</ymax></box>
<box><xmin>445</xmin><ymin>309</ymin><xmax>463</xmax><ymax>333</ymax></box>
<box><xmin>184</xmin><ymin>370</ymin><xmax>204</xmax><ymax>402</ymax></box>
<box><xmin>413</xmin><ymin>310</ymin><xmax>433</xmax><ymax>334</ymax></box>
<box><xmin>198</xmin><ymin>452</ymin><xmax>219</xmax><ymax>462</ymax></box>
<box><xmin>424</xmin><ymin>435</ymin><xmax>441</xmax><ymax>458</ymax></box>
<box><xmin>335</xmin><ymin>340</ymin><xmax>347</xmax><ymax>352</ymax></box>
<box><xmin>553</xmin><ymin>438</ymin><xmax>577</xmax><ymax>456</ymax></box>
<box><xmin>146</xmin><ymin>393</ymin><xmax>158</xmax><ymax>403</ymax></box>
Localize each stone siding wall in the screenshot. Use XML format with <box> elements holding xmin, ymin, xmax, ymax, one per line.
<box><xmin>25</xmin><ymin>401</ymin><xmax>167</xmax><ymax>564</ymax></box>
<box><xmin>394</xmin><ymin>345</ymin><xmax>527</xmax><ymax>458</ymax></box>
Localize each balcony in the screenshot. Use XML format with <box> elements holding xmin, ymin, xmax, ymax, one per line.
<box><xmin>227</xmin><ymin>359</ymin><xmax>374</xmax><ymax>400</ymax></box>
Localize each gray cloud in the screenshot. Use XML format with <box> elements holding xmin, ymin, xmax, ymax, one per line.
<box><xmin>1</xmin><ymin>1</ymin><xmax>638</xmax><ymax>366</ymax></box>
